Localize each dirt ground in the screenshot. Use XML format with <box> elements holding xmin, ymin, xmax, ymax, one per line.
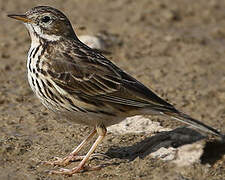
<box><xmin>1</xmin><ymin>0</ymin><xmax>225</xmax><ymax>179</ymax></box>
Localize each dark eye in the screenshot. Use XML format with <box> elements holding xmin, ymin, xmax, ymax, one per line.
<box><xmin>41</xmin><ymin>16</ymin><xmax>51</xmax><ymax>23</ymax></box>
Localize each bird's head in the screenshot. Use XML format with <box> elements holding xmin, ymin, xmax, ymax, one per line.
<box><xmin>8</xmin><ymin>6</ymin><xmax>76</xmax><ymax>42</ymax></box>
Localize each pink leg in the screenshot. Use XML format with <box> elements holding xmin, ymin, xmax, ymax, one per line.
<box><xmin>50</xmin><ymin>125</ymin><xmax>107</xmax><ymax>175</ymax></box>
<box><xmin>43</xmin><ymin>129</ymin><xmax>96</xmax><ymax>167</ymax></box>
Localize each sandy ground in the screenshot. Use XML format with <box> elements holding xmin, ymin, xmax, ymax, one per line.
<box><xmin>1</xmin><ymin>0</ymin><xmax>225</xmax><ymax>179</ymax></box>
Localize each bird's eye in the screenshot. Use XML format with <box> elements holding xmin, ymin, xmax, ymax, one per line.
<box><xmin>41</xmin><ymin>16</ymin><xmax>51</xmax><ymax>23</ymax></box>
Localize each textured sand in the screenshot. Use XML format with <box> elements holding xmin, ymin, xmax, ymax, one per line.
<box><xmin>0</xmin><ymin>0</ymin><xmax>225</xmax><ymax>179</ymax></box>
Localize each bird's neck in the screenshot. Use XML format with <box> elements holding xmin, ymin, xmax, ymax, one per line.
<box><xmin>30</xmin><ymin>33</ymin><xmax>41</xmax><ymax>47</ymax></box>
<box><xmin>26</xmin><ymin>23</ymin><xmax>61</xmax><ymax>45</ymax></box>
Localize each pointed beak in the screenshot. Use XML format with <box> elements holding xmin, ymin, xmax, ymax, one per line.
<box><xmin>8</xmin><ymin>14</ymin><xmax>32</xmax><ymax>23</ymax></box>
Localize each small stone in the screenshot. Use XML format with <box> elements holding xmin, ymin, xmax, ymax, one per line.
<box><xmin>78</xmin><ymin>35</ymin><xmax>106</xmax><ymax>50</ymax></box>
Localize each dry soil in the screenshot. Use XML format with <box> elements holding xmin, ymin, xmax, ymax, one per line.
<box><xmin>0</xmin><ymin>0</ymin><xmax>225</xmax><ymax>180</ymax></box>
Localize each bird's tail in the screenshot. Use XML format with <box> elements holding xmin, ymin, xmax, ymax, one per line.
<box><xmin>163</xmin><ymin>110</ymin><xmax>224</xmax><ymax>140</ymax></box>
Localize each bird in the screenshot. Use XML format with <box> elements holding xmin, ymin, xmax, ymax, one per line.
<box><xmin>8</xmin><ymin>6</ymin><xmax>224</xmax><ymax>175</ymax></box>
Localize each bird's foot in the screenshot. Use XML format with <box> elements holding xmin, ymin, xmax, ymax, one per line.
<box><xmin>49</xmin><ymin>165</ymin><xmax>102</xmax><ymax>175</ymax></box>
<box><xmin>43</xmin><ymin>153</ymin><xmax>109</xmax><ymax>167</ymax></box>
<box><xmin>42</xmin><ymin>155</ymin><xmax>79</xmax><ymax>167</ymax></box>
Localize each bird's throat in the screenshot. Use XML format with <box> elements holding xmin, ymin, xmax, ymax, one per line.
<box><xmin>25</xmin><ymin>23</ymin><xmax>61</xmax><ymax>43</ymax></box>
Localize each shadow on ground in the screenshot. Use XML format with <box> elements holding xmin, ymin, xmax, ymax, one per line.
<box><xmin>201</xmin><ymin>140</ymin><xmax>225</xmax><ymax>165</ymax></box>
<box><xmin>105</xmin><ymin>127</ymin><xmax>225</xmax><ymax>164</ymax></box>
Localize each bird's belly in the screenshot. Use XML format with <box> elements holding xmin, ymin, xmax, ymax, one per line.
<box><xmin>59</xmin><ymin>110</ymin><xmax>125</xmax><ymax>127</ymax></box>
<box><xmin>27</xmin><ymin>72</ymin><xmax>125</xmax><ymax>127</ymax></box>
<box><xmin>27</xmin><ymin>71</ymin><xmax>61</xmax><ymax>110</ymax></box>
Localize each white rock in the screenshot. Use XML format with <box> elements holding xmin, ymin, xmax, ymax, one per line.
<box><xmin>78</xmin><ymin>35</ymin><xmax>105</xmax><ymax>50</ymax></box>
<box><xmin>172</xmin><ymin>142</ymin><xmax>204</xmax><ymax>166</ymax></box>
<box><xmin>108</xmin><ymin>115</ymin><xmax>171</xmax><ymax>134</ymax></box>
<box><xmin>151</xmin><ymin>147</ymin><xmax>177</xmax><ymax>161</ymax></box>
<box><xmin>108</xmin><ymin>115</ymin><xmax>204</xmax><ymax>167</ymax></box>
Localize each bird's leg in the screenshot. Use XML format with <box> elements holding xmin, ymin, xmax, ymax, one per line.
<box><xmin>43</xmin><ymin>129</ymin><xmax>97</xmax><ymax>167</ymax></box>
<box><xmin>50</xmin><ymin>125</ymin><xmax>107</xmax><ymax>175</ymax></box>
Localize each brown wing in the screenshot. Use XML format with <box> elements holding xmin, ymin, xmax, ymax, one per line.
<box><xmin>47</xmin><ymin>40</ymin><xmax>175</xmax><ymax>111</ymax></box>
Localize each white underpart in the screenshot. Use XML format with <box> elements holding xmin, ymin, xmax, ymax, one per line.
<box><xmin>25</xmin><ymin>23</ymin><xmax>60</xmax><ymax>42</ymax></box>
<box><xmin>25</xmin><ymin>23</ymin><xmax>40</xmax><ymax>46</ymax></box>
<box><xmin>27</xmin><ymin>41</ymin><xmax>64</xmax><ymax>111</ymax></box>
<box><xmin>25</xmin><ymin>22</ymin><xmax>73</xmax><ymax>111</ymax></box>
<box><xmin>27</xmin><ymin>40</ymin><xmax>42</xmax><ymax>95</ymax></box>
<box><xmin>25</xmin><ymin>23</ymin><xmax>59</xmax><ymax>110</ymax></box>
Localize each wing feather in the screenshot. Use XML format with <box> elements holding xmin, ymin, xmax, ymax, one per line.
<box><xmin>47</xmin><ymin>40</ymin><xmax>175</xmax><ymax>111</ymax></box>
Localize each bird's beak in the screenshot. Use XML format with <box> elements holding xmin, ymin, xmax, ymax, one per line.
<box><xmin>8</xmin><ymin>14</ymin><xmax>32</xmax><ymax>23</ymax></box>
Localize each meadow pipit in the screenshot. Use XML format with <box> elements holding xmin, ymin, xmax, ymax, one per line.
<box><xmin>8</xmin><ymin>6</ymin><xmax>224</xmax><ymax>175</ymax></box>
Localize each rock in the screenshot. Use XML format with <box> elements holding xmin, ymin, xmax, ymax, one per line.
<box><xmin>78</xmin><ymin>35</ymin><xmax>106</xmax><ymax>50</ymax></box>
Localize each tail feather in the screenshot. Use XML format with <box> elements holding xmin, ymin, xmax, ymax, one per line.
<box><xmin>163</xmin><ymin>111</ymin><xmax>224</xmax><ymax>139</ymax></box>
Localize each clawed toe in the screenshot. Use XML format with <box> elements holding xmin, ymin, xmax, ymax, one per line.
<box><xmin>43</xmin><ymin>153</ymin><xmax>110</xmax><ymax>167</ymax></box>
<box><xmin>42</xmin><ymin>156</ymin><xmax>73</xmax><ymax>167</ymax></box>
